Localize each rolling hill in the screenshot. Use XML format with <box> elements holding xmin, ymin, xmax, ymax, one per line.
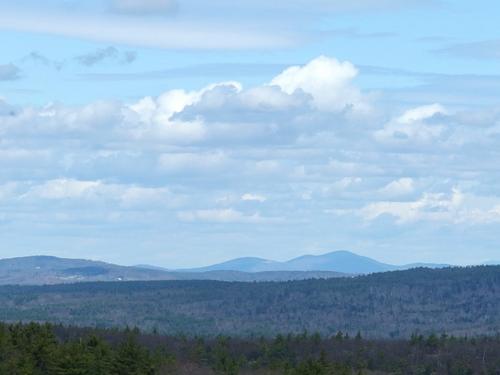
<box><xmin>0</xmin><ymin>256</ymin><xmax>175</xmax><ymax>285</ymax></box>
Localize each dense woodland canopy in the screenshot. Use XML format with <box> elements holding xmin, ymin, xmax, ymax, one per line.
<box><xmin>1</xmin><ymin>322</ymin><xmax>500</xmax><ymax>374</ymax></box>
<box><xmin>0</xmin><ymin>266</ymin><xmax>499</xmax><ymax>338</ymax></box>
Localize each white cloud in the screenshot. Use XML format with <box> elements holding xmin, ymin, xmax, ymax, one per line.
<box><xmin>0</xmin><ymin>9</ymin><xmax>294</xmax><ymax>50</ymax></box>
<box><xmin>126</xmin><ymin>82</ymin><xmax>245</xmax><ymax>143</ymax></box>
<box><xmin>2</xmin><ymin>54</ymin><xmax>500</xmax><ymax>263</ymax></box>
<box><xmin>129</xmin><ymin>89</ymin><xmax>199</xmax><ymax>123</ymax></box>
<box><xmin>252</xmin><ymin>160</ymin><xmax>282</xmax><ymax>174</ymax></box>
<box><xmin>239</xmin><ymin>86</ymin><xmax>304</xmax><ymax>110</ymax></box>
<box><xmin>360</xmin><ymin>189</ymin><xmax>462</xmax><ymax>223</ymax></box>
<box><xmin>375</xmin><ymin>104</ymin><xmax>447</xmax><ymax>144</ymax></box>
<box><xmin>23</xmin><ymin>179</ymin><xmax>179</xmax><ymax>208</ymax></box>
<box><xmin>129</xmin><ymin>116</ymin><xmax>206</xmax><ymax>144</ymax></box>
<box><xmin>398</xmin><ymin>104</ymin><xmax>447</xmax><ymax>124</ymax></box>
<box><xmin>335</xmin><ymin>177</ymin><xmax>363</xmax><ymax>189</ymax></box>
<box><xmin>360</xmin><ymin>188</ymin><xmax>500</xmax><ymax>224</ymax></box>
<box><xmin>270</xmin><ymin>56</ymin><xmax>370</xmax><ymax>112</ymax></box>
<box><xmin>241</xmin><ymin>193</ymin><xmax>267</xmax><ymax>202</ymax></box>
<box><xmin>379</xmin><ymin>178</ymin><xmax>415</xmax><ymax>197</ymax></box>
<box><xmin>0</xmin><ymin>58</ymin><xmax>374</xmax><ymax>149</ymax></box>
<box><xmin>119</xmin><ymin>186</ymin><xmax>179</xmax><ymax>207</ymax></box>
<box><xmin>158</xmin><ymin>151</ymin><xmax>229</xmax><ymax>172</ymax></box>
<box><xmin>177</xmin><ymin>208</ymin><xmax>272</xmax><ymax>224</ymax></box>
<box><xmin>27</xmin><ymin>179</ymin><xmax>101</xmax><ymax>200</ymax></box>
<box><xmin>155</xmin><ymin>82</ymin><xmax>242</xmax><ymax>115</ymax></box>
<box><xmin>0</xmin><ymin>101</ymin><xmax>121</xmax><ymax>138</ymax></box>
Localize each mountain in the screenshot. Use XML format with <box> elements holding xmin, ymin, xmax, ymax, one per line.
<box><xmin>0</xmin><ymin>256</ymin><xmax>177</xmax><ymax>285</ymax></box>
<box><xmin>1</xmin><ymin>266</ymin><xmax>499</xmax><ymax>337</ymax></box>
<box><xmin>0</xmin><ymin>256</ymin><xmax>346</xmax><ymax>285</ymax></box>
<box><xmin>0</xmin><ymin>251</ymin><xmax>450</xmax><ymax>286</ymax></box>
<box><xmin>282</xmin><ymin>251</ymin><xmax>394</xmax><ymax>273</ymax></box>
<box><xmin>179</xmin><ymin>257</ymin><xmax>279</xmax><ymax>273</ymax></box>
<box><xmin>180</xmin><ymin>250</ymin><xmax>450</xmax><ymax>274</ymax></box>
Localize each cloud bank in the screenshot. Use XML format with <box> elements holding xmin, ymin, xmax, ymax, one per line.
<box><xmin>2</xmin><ymin>55</ymin><xmax>500</xmax><ymax>264</ymax></box>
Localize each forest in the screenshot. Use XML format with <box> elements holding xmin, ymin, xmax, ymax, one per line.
<box><xmin>1</xmin><ymin>321</ymin><xmax>500</xmax><ymax>374</ymax></box>
<box><xmin>0</xmin><ymin>266</ymin><xmax>499</xmax><ymax>338</ymax></box>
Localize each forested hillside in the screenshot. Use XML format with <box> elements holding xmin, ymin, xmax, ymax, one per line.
<box><xmin>1</xmin><ymin>322</ymin><xmax>500</xmax><ymax>374</ymax></box>
<box><xmin>0</xmin><ymin>266</ymin><xmax>499</xmax><ymax>338</ymax></box>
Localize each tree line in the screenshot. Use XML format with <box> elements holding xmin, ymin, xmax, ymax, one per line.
<box><xmin>1</xmin><ymin>322</ymin><xmax>500</xmax><ymax>374</ymax></box>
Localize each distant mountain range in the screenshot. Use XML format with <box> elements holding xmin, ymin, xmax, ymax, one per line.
<box><xmin>172</xmin><ymin>250</ymin><xmax>451</xmax><ymax>274</ymax></box>
<box><xmin>0</xmin><ymin>256</ymin><xmax>172</xmax><ymax>285</ymax></box>
<box><xmin>0</xmin><ymin>251</ymin><xmax>455</xmax><ymax>286</ymax></box>
<box><xmin>0</xmin><ymin>255</ymin><xmax>346</xmax><ymax>285</ymax></box>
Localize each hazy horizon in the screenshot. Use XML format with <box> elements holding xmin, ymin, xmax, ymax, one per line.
<box><xmin>1</xmin><ymin>0</ymin><xmax>500</xmax><ymax>267</ymax></box>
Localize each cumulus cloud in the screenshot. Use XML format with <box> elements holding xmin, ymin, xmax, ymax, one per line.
<box><xmin>374</xmin><ymin>103</ymin><xmax>447</xmax><ymax>145</ymax></box>
<box><xmin>1</xmin><ymin>56</ymin><xmax>374</xmax><ymax>148</ymax></box>
<box><xmin>270</xmin><ymin>56</ymin><xmax>370</xmax><ymax>113</ymax></box>
<box><xmin>2</xmin><ymin>54</ymin><xmax>500</xmax><ymax>265</ymax></box>
<box><xmin>128</xmin><ymin>83</ymin><xmax>235</xmax><ymax>122</ymax></box>
<box><xmin>126</xmin><ymin>82</ymin><xmax>245</xmax><ymax>143</ymax></box>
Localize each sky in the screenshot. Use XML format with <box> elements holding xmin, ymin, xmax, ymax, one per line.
<box><xmin>1</xmin><ymin>0</ymin><xmax>500</xmax><ymax>267</ymax></box>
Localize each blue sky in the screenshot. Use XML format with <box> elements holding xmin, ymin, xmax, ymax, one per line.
<box><xmin>1</xmin><ymin>0</ymin><xmax>500</xmax><ymax>267</ymax></box>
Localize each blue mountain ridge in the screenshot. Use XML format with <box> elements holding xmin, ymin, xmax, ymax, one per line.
<box><xmin>174</xmin><ymin>250</ymin><xmax>451</xmax><ymax>274</ymax></box>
